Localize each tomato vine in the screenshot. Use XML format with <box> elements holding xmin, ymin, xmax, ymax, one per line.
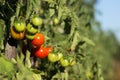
<box><xmin>0</xmin><ymin>0</ymin><xmax>118</xmax><ymax>80</ymax></box>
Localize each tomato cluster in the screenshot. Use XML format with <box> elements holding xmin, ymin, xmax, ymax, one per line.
<box><xmin>10</xmin><ymin>16</ymin><xmax>43</xmax><ymax>40</ymax></box>
<box><xmin>33</xmin><ymin>46</ymin><xmax>52</xmax><ymax>58</ymax></box>
<box><xmin>26</xmin><ymin>16</ymin><xmax>43</xmax><ymax>40</ymax></box>
<box><xmin>48</xmin><ymin>52</ymin><xmax>76</xmax><ymax>67</ymax></box>
<box><xmin>10</xmin><ymin>16</ymin><xmax>48</xmax><ymax>58</ymax></box>
<box><xmin>10</xmin><ymin>16</ymin><xmax>76</xmax><ymax>68</ymax></box>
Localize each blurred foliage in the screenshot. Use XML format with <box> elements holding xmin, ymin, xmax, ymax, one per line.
<box><xmin>91</xmin><ymin>28</ymin><xmax>119</xmax><ymax>80</ymax></box>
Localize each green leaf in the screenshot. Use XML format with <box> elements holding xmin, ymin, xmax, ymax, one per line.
<box><xmin>49</xmin><ymin>9</ymin><xmax>55</xmax><ymax>17</ymax></box>
<box><xmin>0</xmin><ymin>56</ymin><xmax>15</xmax><ymax>76</ymax></box>
<box><xmin>58</xmin><ymin>6</ymin><xmax>62</xmax><ymax>20</ymax></box>
<box><xmin>0</xmin><ymin>19</ymin><xmax>5</xmax><ymax>43</ymax></box>
<box><xmin>25</xmin><ymin>50</ymin><xmax>32</xmax><ymax>68</ymax></box>
<box><xmin>82</xmin><ymin>37</ymin><xmax>95</xmax><ymax>46</ymax></box>
<box><xmin>71</xmin><ymin>31</ymin><xmax>79</xmax><ymax>51</ymax></box>
<box><xmin>32</xmin><ymin>73</ymin><xmax>42</xmax><ymax>80</ymax></box>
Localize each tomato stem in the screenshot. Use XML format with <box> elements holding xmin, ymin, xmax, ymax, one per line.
<box><xmin>15</xmin><ymin>0</ymin><xmax>23</xmax><ymax>18</ymax></box>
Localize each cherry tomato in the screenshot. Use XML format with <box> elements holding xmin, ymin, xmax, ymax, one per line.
<box><xmin>48</xmin><ymin>53</ymin><xmax>58</xmax><ymax>62</ymax></box>
<box><xmin>46</xmin><ymin>46</ymin><xmax>53</xmax><ymax>53</ymax></box>
<box><xmin>69</xmin><ymin>57</ymin><xmax>76</xmax><ymax>66</ymax></box>
<box><xmin>10</xmin><ymin>27</ymin><xmax>25</xmax><ymax>40</ymax></box>
<box><xmin>60</xmin><ymin>58</ymin><xmax>69</xmax><ymax>67</ymax></box>
<box><xmin>26</xmin><ymin>23</ymin><xmax>38</xmax><ymax>34</ymax></box>
<box><xmin>70</xmin><ymin>60</ymin><xmax>76</xmax><ymax>66</ymax></box>
<box><xmin>56</xmin><ymin>53</ymin><xmax>63</xmax><ymax>61</ymax></box>
<box><xmin>31</xmin><ymin>33</ymin><xmax>45</xmax><ymax>46</ymax></box>
<box><xmin>25</xmin><ymin>32</ymin><xmax>36</xmax><ymax>40</ymax></box>
<box><xmin>34</xmin><ymin>47</ymin><xmax>48</xmax><ymax>58</ymax></box>
<box><xmin>14</xmin><ymin>20</ymin><xmax>26</xmax><ymax>32</ymax></box>
<box><xmin>53</xmin><ymin>18</ymin><xmax>59</xmax><ymax>25</ymax></box>
<box><xmin>31</xmin><ymin>16</ymin><xmax>42</xmax><ymax>27</ymax></box>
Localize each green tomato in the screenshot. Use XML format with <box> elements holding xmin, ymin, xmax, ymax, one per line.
<box><xmin>60</xmin><ymin>58</ymin><xmax>69</xmax><ymax>67</ymax></box>
<box><xmin>53</xmin><ymin>18</ymin><xmax>59</xmax><ymax>25</ymax></box>
<box><xmin>31</xmin><ymin>16</ymin><xmax>42</xmax><ymax>27</ymax></box>
<box><xmin>48</xmin><ymin>53</ymin><xmax>58</xmax><ymax>63</ymax></box>
<box><xmin>14</xmin><ymin>20</ymin><xmax>26</xmax><ymax>32</ymax></box>
<box><xmin>70</xmin><ymin>60</ymin><xmax>76</xmax><ymax>66</ymax></box>
<box><xmin>57</xmin><ymin>53</ymin><xmax>63</xmax><ymax>61</ymax></box>
<box><xmin>86</xmin><ymin>71</ymin><xmax>93</xmax><ymax>79</ymax></box>
<box><xmin>69</xmin><ymin>57</ymin><xmax>76</xmax><ymax>66</ymax></box>
<box><xmin>25</xmin><ymin>33</ymin><xmax>36</xmax><ymax>40</ymax></box>
<box><xmin>26</xmin><ymin>23</ymin><xmax>38</xmax><ymax>34</ymax></box>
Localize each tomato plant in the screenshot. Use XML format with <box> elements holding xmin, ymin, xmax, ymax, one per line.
<box><xmin>31</xmin><ymin>33</ymin><xmax>45</xmax><ymax>46</ymax></box>
<box><xmin>0</xmin><ymin>0</ymin><xmax>118</xmax><ymax>80</ymax></box>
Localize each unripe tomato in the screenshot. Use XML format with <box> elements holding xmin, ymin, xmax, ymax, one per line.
<box><xmin>10</xmin><ymin>27</ymin><xmax>25</xmax><ymax>40</ymax></box>
<box><xmin>53</xmin><ymin>18</ymin><xmax>59</xmax><ymax>25</ymax></box>
<box><xmin>56</xmin><ymin>53</ymin><xmax>63</xmax><ymax>61</ymax></box>
<box><xmin>14</xmin><ymin>20</ymin><xmax>26</xmax><ymax>32</ymax></box>
<box><xmin>86</xmin><ymin>71</ymin><xmax>93</xmax><ymax>79</ymax></box>
<box><xmin>26</xmin><ymin>23</ymin><xmax>38</xmax><ymax>34</ymax></box>
<box><xmin>70</xmin><ymin>60</ymin><xmax>76</xmax><ymax>66</ymax></box>
<box><xmin>34</xmin><ymin>47</ymin><xmax>48</xmax><ymax>58</ymax></box>
<box><xmin>25</xmin><ymin>33</ymin><xmax>36</xmax><ymax>40</ymax></box>
<box><xmin>69</xmin><ymin>57</ymin><xmax>76</xmax><ymax>66</ymax></box>
<box><xmin>31</xmin><ymin>33</ymin><xmax>45</xmax><ymax>46</ymax></box>
<box><xmin>60</xmin><ymin>58</ymin><xmax>69</xmax><ymax>67</ymax></box>
<box><xmin>31</xmin><ymin>16</ymin><xmax>42</xmax><ymax>27</ymax></box>
<box><xmin>48</xmin><ymin>53</ymin><xmax>58</xmax><ymax>62</ymax></box>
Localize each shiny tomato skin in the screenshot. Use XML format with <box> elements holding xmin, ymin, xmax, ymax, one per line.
<box><xmin>25</xmin><ymin>33</ymin><xmax>36</xmax><ymax>40</ymax></box>
<box><xmin>60</xmin><ymin>58</ymin><xmax>69</xmax><ymax>67</ymax></box>
<box><xmin>53</xmin><ymin>18</ymin><xmax>59</xmax><ymax>25</ymax></box>
<box><xmin>31</xmin><ymin>33</ymin><xmax>45</xmax><ymax>46</ymax></box>
<box><xmin>48</xmin><ymin>53</ymin><xmax>58</xmax><ymax>62</ymax></box>
<box><xmin>31</xmin><ymin>16</ymin><xmax>42</xmax><ymax>27</ymax></box>
<box><xmin>35</xmin><ymin>47</ymin><xmax>48</xmax><ymax>58</ymax></box>
<box><xmin>57</xmin><ymin>53</ymin><xmax>63</xmax><ymax>61</ymax></box>
<box><xmin>14</xmin><ymin>20</ymin><xmax>26</xmax><ymax>32</ymax></box>
<box><xmin>70</xmin><ymin>60</ymin><xmax>76</xmax><ymax>66</ymax></box>
<box><xmin>46</xmin><ymin>46</ymin><xmax>53</xmax><ymax>53</ymax></box>
<box><xmin>26</xmin><ymin>23</ymin><xmax>38</xmax><ymax>34</ymax></box>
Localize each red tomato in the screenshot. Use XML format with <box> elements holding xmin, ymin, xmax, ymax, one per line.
<box><xmin>31</xmin><ymin>33</ymin><xmax>45</xmax><ymax>46</ymax></box>
<box><xmin>34</xmin><ymin>47</ymin><xmax>48</xmax><ymax>58</ymax></box>
<box><xmin>46</xmin><ymin>46</ymin><xmax>53</xmax><ymax>53</ymax></box>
